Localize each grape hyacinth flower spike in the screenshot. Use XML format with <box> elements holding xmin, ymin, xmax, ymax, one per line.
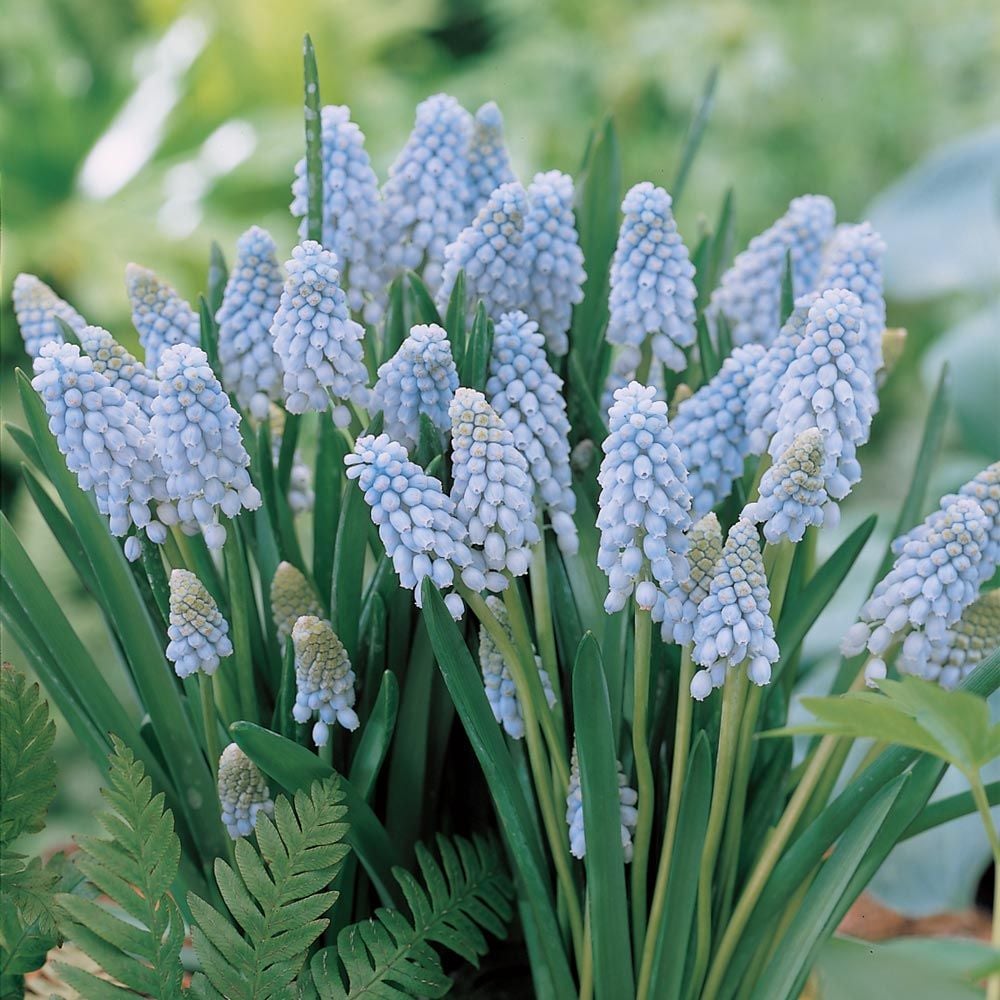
<box><xmin>216</xmin><ymin>225</ymin><xmax>285</xmax><ymax>420</ymax></box>
<box><xmin>466</xmin><ymin>101</ymin><xmax>516</xmax><ymax>215</ymax></box>
<box><xmin>607</xmin><ymin>182</ymin><xmax>697</xmax><ymax>372</ymax></box>
<box><xmin>291</xmin><ymin>616</ymin><xmax>360</xmax><ymax>747</ymax></box>
<box><xmin>270</xmin><ymin>560</ymin><xmax>326</xmax><ymax>643</ymax></box>
<box><xmin>565</xmin><ymin>744</ymin><xmax>639</xmax><ymax>862</ymax></box>
<box><xmin>269</xmin><ymin>241</ymin><xmax>369</xmax><ymax>423</ymax></box>
<box><xmin>13</xmin><ymin>273</ymin><xmax>87</xmax><ymax>358</ymax></box>
<box><xmin>922</xmin><ymin>589</ymin><xmax>1000</xmax><ymax>689</ymax></box>
<box><xmin>597</xmin><ymin>382</ymin><xmax>692</xmax><ymax>614</ymax></box>
<box><xmin>486</xmin><ymin>311</ymin><xmax>578</xmax><ymax>554</ymax></box>
<box><xmin>449</xmin><ymin>387</ymin><xmax>540</xmax><ymax>591</ymax></box>
<box><xmin>217</xmin><ymin>743</ymin><xmax>274</xmax><ymax>839</ymax></box>
<box><xmin>370</xmin><ymin>323</ymin><xmax>459</xmax><ymax>451</ymax></box>
<box><xmin>78</xmin><ymin>324</ymin><xmax>160</xmax><ymax>419</ymax></box>
<box><xmin>951</xmin><ymin>462</ymin><xmax>1000</xmax><ymax>581</ymax></box>
<box><xmin>125</xmin><ymin>264</ymin><xmax>200</xmax><ymax>371</ymax></box>
<box><xmin>165</xmin><ymin>569</ymin><xmax>233</xmax><ymax>678</ymax></box>
<box><xmin>690</xmin><ymin>518</ymin><xmax>779</xmax><ymax>699</ymax></box>
<box><xmin>151</xmin><ymin>343</ymin><xmax>261</xmax><ymax>550</ymax></box>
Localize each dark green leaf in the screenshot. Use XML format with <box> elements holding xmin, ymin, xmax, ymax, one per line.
<box><xmin>406</xmin><ymin>271</ymin><xmax>442</xmax><ymax>326</ymax></box>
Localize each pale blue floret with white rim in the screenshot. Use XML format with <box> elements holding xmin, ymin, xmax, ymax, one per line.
<box><xmin>708</xmin><ymin>194</ymin><xmax>836</xmax><ymax>347</ymax></box>
<box><xmin>690</xmin><ymin>517</ymin><xmax>779</xmax><ymax>699</ymax></box>
<box><xmin>370</xmin><ymin>322</ymin><xmax>459</xmax><ymax>451</ymax></box>
<box><xmin>380</xmin><ymin>93</ymin><xmax>473</xmax><ymax>292</ymax></box>
<box><xmin>947</xmin><ymin>462</ymin><xmax>1000</xmax><ymax>583</ymax></box>
<box><xmin>78</xmin><ymin>323</ymin><xmax>160</xmax><ymax>419</ymax></box>
<box><xmin>216</xmin><ymin>225</ymin><xmax>285</xmax><ymax>420</ymax></box>
<box><xmin>486</xmin><ymin>310</ymin><xmax>578</xmax><ymax>555</ymax></box>
<box><xmin>345</xmin><ymin>432</ymin><xmax>484</xmax><ymax>618</ymax></box>
<box><xmin>290</xmin><ymin>105</ymin><xmax>387</xmax><ymax>322</ymax></box>
<box><xmin>125</xmin><ymin>263</ymin><xmax>201</xmax><ymax>371</ymax></box>
<box><xmin>672</xmin><ymin>343</ymin><xmax>767</xmax><ymax>518</ymax></box>
<box><xmin>165</xmin><ymin>568</ymin><xmax>233</xmax><ymax>679</ymax></box>
<box><xmin>596</xmin><ymin>381</ymin><xmax>692</xmax><ymax>615</ymax></box>
<box><xmin>522</xmin><ymin>170</ymin><xmax>586</xmax><ymax>357</ymax></box>
<box><xmin>565</xmin><ymin>743</ymin><xmax>639</xmax><ymax>862</ymax></box>
<box><xmin>449</xmin><ymin>387</ymin><xmax>540</xmax><ymax>591</ymax></box>
<box><xmin>12</xmin><ymin>273</ymin><xmax>87</xmax><ymax>359</ymax></box>
<box><xmin>269</xmin><ymin>240</ymin><xmax>369</xmax><ymax>424</ymax></box>
<box><xmin>291</xmin><ymin>615</ymin><xmax>360</xmax><ymax>748</ymax></box>
<box><xmin>151</xmin><ymin>342</ymin><xmax>261</xmax><ymax>550</ymax></box>
<box><xmin>466</xmin><ymin>101</ymin><xmax>517</xmax><ymax>215</ymax></box>
<box><xmin>217</xmin><ymin>743</ymin><xmax>274</xmax><ymax>840</ymax></box>
<box><xmin>607</xmin><ymin>182</ymin><xmax>697</xmax><ymax>372</ymax></box>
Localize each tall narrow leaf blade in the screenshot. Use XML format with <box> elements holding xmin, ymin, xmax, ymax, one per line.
<box><xmin>303</xmin><ymin>34</ymin><xmax>323</xmax><ymax>244</ymax></box>
<box><xmin>347</xmin><ymin>671</ymin><xmax>399</xmax><ymax>800</ymax></box>
<box><xmin>671</xmin><ymin>66</ymin><xmax>718</xmax><ymax>205</ymax></box>
<box><xmin>406</xmin><ymin>271</ymin><xmax>443</xmax><ymax>326</ymax></box>
<box><xmin>444</xmin><ymin>269</ymin><xmax>467</xmax><ymax>368</ymax></box>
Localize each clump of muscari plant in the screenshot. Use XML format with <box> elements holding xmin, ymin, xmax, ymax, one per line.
<box><xmin>4</xmin><ymin>36</ymin><xmax>998</xmax><ymax>1000</ymax></box>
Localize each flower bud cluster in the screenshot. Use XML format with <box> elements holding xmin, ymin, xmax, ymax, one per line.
<box><xmin>79</xmin><ymin>324</ymin><xmax>160</xmax><ymax>419</ymax></box>
<box><xmin>921</xmin><ymin>589</ymin><xmax>1000</xmax><ymax>689</ymax></box>
<box><xmin>218</xmin><ymin>743</ymin><xmax>274</xmax><ymax>840</ymax></box>
<box><xmin>126</xmin><ymin>264</ymin><xmax>200</xmax><ymax>370</ymax></box>
<box><xmin>270</xmin><ymin>560</ymin><xmax>326</xmax><ymax>643</ymax></box>
<box><xmin>566</xmin><ymin>744</ymin><xmax>639</xmax><ymax>862</ymax></box>
<box><xmin>165</xmin><ymin>569</ymin><xmax>232</xmax><ymax>678</ymax></box>
<box><xmin>291</xmin><ymin>615</ymin><xmax>360</xmax><ymax>747</ymax></box>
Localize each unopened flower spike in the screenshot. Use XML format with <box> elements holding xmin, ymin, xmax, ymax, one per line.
<box><xmin>78</xmin><ymin>324</ymin><xmax>160</xmax><ymax>419</ymax></box>
<box><xmin>708</xmin><ymin>194</ymin><xmax>835</xmax><ymax>347</ymax></box>
<box><xmin>607</xmin><ymin>182</ymin><xmax>697</xmax><ymax>371</ymax></box>
<box><xmin>653</xmin><ymin>512</ymin><xmax>723</xmax><ymax>645</ymax></box>
<box><xmin>479</xmin><ymin>595</ymin><xmax>557</xmax><ymax>739</ymax></box>
<box><xmin>268</xmin><ymin>405</ymin><xmax>315</xmax><ymax>515</ymax></box>
<box><xmin>270</xmin><ymin>241</ymin><xmax>369</xmax><ymax>423</ymax></box>
<box><xmin>290</xmin><ymin>105</ymin><xmax>387</xmax><ymax>322</ymax></box>
<box><xmin>597</xmin><ymin>381</ymin><xmax>692</xmax><ymax>614</ymax></box>
<box><xmin>522</xmin><ymin>171</ymin><xmax>586</xmax><ymax>357</ymax></box>
<box><xmin>291</xmin><ymin>616</ymin><xmax>360</xmax><ymax>747</ymax></box>
<box><xmin>370</xmin><ymin>323</ymin><xmax>459</xmax><ymax>451</ymax></box>
<box><xmin>270</xmin><ymin>560</ymin><xmax>326</xmax><ymax>643</ymax></box>
<box><xmin>151</xmin><ymin>343</ymin><xmax>261</xmax><ymax>550</ymax></box>
<box><xmin>768</xmin><ymin>288</ymin><xmax>876</xmax><ymax>503</ymax></box>
<box><xmin>672</xmin><ymin>343</ymin><xmax>767</xmax><ymax>517</ymax></box>
<box><xmin>381</xmin><ymin>93</ymin><xmax>473</xmax><ymax>291</ymax></box>
<box><xmin>565</xmin><ymin>743</ymin><xmax>639</xmax><ymax>862</ymax></box>
<box><xmin>449</xmin><ymin>387</ymin><xmax>540</xmax><ymax>591</ymax></box>
<box><xmin>842</xmin><ymin>496</ymin><xmax>989</xmax><ymax>686</ymax></box>
<box><xmin>13</xmin><ymin>273</ymin><xmax>87</xmax><ymax>359</ymax></box>
<box><xmin>345</xmin><ymin>433</ymin><xmax>483</xmax><ymax>618</ymax></box>
<box><xmin>216</xmin><ymin>225</ymin><xmax>285</xmax><ymax>420</ymax></box>
<box><xmin>921</xmin><ymin>589</ymin><xmax>1000</xmax><ymax>689</ymax></box>
<box><xmin>218</xmin><ymin>743</ymin><xmax>274</xmax><ymax>839</ymax></box>
<box><xmin>165</xmin><ymin>569</ymin><xmax>233</xmax><ymax>678</ymax></box>
<box><xmin>744</xmin><ymin>428</ymin><xmax>834</xmax><ymax>543</ymax></box>
<box><xmin>466</xmin><ymin>102</ymin><xmax>516</xmax><ymax>215</ymax></box>
<box><xmin>437</xmin><ymin>181</ymin><xmax>529</xmax><ymax>320</ymax></box>
<box><xmin>486</xmin><ymin>311</ymin><xmax>578</xmax><ymax>554</ymax></box>
<box><xmin>31</xmin><ymin>342</ymin><xmax>175</xmax><ymax>558</ymax></box>
<box><xmin>125</xmin><ymin>263</ymin><xmax>200</xmax><ymax>371</ymax></box>
<box><xmin>690</xmin><ymin>518</ymin><xmax>779</xmax><ymax>700</ymax></box>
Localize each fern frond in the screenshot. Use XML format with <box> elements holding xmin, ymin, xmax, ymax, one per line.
<box><xmin>310</xmin><ymin>835</ymin><xmax>514</xmax><ymax>999</ymax></box>
<box><xmin>188</xmin><ymin>778</ymin><xmax>349</xmax><ymax>1000</ymax></box>
<box><xmin>55</xmin><ymin>736</ymin><xmax>185</xmax><ymax>1000</ymax></box>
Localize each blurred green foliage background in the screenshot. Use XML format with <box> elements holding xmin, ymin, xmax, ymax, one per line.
<box><xmin>2</xmin><ymin>0</ymin><xmax>998</xmax><ymax>863</ymax></box>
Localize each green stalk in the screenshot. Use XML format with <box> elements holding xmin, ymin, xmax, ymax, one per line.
<box><xmin>635</xmin><ymin>338</ymin><xmax>654</xmax><ymax>386</ymax></box>
<box><xmin>529</xmin><ymin>518</ymin><xmax>560</xmax><ymax>686</ymax></box>
<box><xmin>970</xmin><ymin>775</ymin><xmax>1000</xmax><ymax>1000</ymax></box>
<box><xmin>637</xmin><ymin>644</ymin><xmax>694</xmax><ymax>997</ymax></box>
<box><xmin>200</xmin><ymin>673</ymin><xmax>222</xmax><ymax>774</ymax></box>
<box><xmin>579</xmin><ymin>898</ymin><xmax>594</xmax><ymax>1000</ymax></box>
<box><xmin>223</xmin><ymin>525</ymin><xmax>256</xmax><ymax>722</ymax></box>
<box><xmin>630</xmin><ymin>604</ymin><xmax>654</xmax><ymax>958</ymax></box>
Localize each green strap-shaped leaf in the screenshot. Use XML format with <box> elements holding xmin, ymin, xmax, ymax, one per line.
<box><xmin>406</xmin><ymin>271</ymin><xmax>443</xmax><ymax>326</ymax></box>
<box><xmin>348</xmin><ymin>670</ymin><xmax>399</xmax><ymax>801</ymax></box>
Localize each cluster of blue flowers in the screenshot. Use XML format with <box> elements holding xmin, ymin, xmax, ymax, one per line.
<box><xmin>78</xmin><ymin>324</ymin><xmax>160</xmax><ymax>419</ymax></box>
<box><xmin>925</xmin><ymin>589</ymin><xmax>1000</xmax><ymax>689</ymax></box>
<box><xmin>467</xmin><ymin>102</ymin><xmax>516</xmax><ymax>215</ymax></box>
<box><xmin>13</xmin><ymin>274</ymin><xmax>87</xmax><ymax>359</ymax></box>
<box><xmin>217</xmin><ymin>743</ymin><xmax>274</xmax><ymax>840</ymax></box>
<box><xmin>165</xmin><ymin>569</ymin><xmax>233</xmax><ymax>678</ymax></box>
<box><xmin>566</xmin><ymin>743</ymin><xmax>639</xmax><ymax>862</ymax></box>
<box><xmin>126</xmin><ymin>264</ymin><xmax>201</xmax><ymax>371</ymax></box>
<box><xmin>291</xmin><ymin>615</ymin><xmax>360</xmax><ymax>747</ymax></box>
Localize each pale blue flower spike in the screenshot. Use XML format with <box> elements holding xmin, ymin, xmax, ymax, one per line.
<box><xmin>597</xmin><ymin>381</ymin><xmax>692</xmax><ymax>615</ymax></box>
<box><xmin>78</xmin><ymin>324</ymin><xmax>160</xmax><ymax>419</ymax></box>
<box><xmin>654</xmin><ymin>512</ymin><xmax>723</xmax><ymax>645</ymax></box>
<box><xmin>843</xmin><ymin>495</ymin><xmax>990</xmax><ymax>686</ymax></box>
<box><xmin>165</xmin><ymin>568</ymin><xmax>233</xmax><ymax>679</ymax></box>
<box><xmin>345</xmin><ymin>433</ymin><xmax>483</xmax><ymax>617</ymax></box>
<box><xmin>125</xmin><ymin>263</ymin><xmax>200</xmax><ymax>371</ymax></box>
<box><xmin>487</xmin><ymin>311</ymin><xmax>578</xmax><ymax>554</ymax></box>
<box><xmin>607</xmin><ymin>182</ymin><xmax>697</xmax><ymax>371</ymax></box>
<box><xmin>672</xmin><ymin>343</ymin><xmax>767</xmax><ymax>518</ymax></box>
<box><xmin>438</xmin><ymin>181</ymin><xmax>529</xmax><ymax>319</ymax></box>
<box><xmin>269</xmin><ymin>241</ymin><xmax>369</xmax><ymax>423</ymax></box>
<box><xmin>522</xmin><ymin>170</ymin><xmax>586</xmax><ymax>357</ymax></box>
<box><xmin>946</xmin><ymin>462</ymin><xmax>1000</xmax><ymax>582</ymax></box>
<box><xmin>371</xmin><ymin>323</ymin><xmax>458</xmax><ymax>451</ymax></box>
<box><xmin>12</xmin><ymin>273</ymin><xmax>87</xmax><ymax>359</ymax></box>
<box><xmin>290</xmin><ymin>106</ymin><xmax>387</xmax><ymax>322</ymax></box>
<box><xmin>690</xmin><ymin>517</ymin><xmax>779</xmax><ymax>700</ymax></box>
<box><xmin>923</xmin><ymin>589</ymin><xmax>1000</xmax><ymax>689</ymax></box>
<box><xmin>467</xmin><ymin>102</ymin><xmax>516</xmax><ymax>216</ymax></box>
<box><xmin>381</xmin><ymin>93</ymin><xmax>473</xmax><ymax>292</ymax></box>
<box><xmin>31</xmin><ymin>342</ymin><xmax>176</xmax><ymax>557</ymax></box>
<box><xmin>218</xmin><ymin>743</ymin><xmax>274</xmax><ymax>840</ymax></box>
<box><xmin>479</xmin><ymin>595</ymin><xmax>556</xmax><ymax>740</ymax></box>
<box><xmin>744</xmin><ymin>428</ymin><xmax>832</xmax><ymax>544</ymax></box>
<box><xmin>291</xmin><ymin>616</ymin><xmax>360</xmax><ymax>747</ymax></box>
<box><xmin>768</xmin><ymin>288</ymin><xmax>877</xmax><ymax>505</ymax></box>
<box><xmin>449</xmin><ymin>387</ymin><xmax>540</xmax><ymax>592</ymax></box>
<box><xmin>708</xmin><ymin>194</ymin><xmax>836</xmax><ymax>347</ymax></box>
<box><xmin>216</xmin><ymin>226</ymin><xmax>285</xmax><ymax>420</ymax></box>
<box><xmin>151</xmin><ymin>343</ymin><xmax>261</xmax><ymax>551</ymax></box>
<box><xmin>566</xmin><ymin>743</ymin><xmax>639</xmax><ymax>862</ymax></box>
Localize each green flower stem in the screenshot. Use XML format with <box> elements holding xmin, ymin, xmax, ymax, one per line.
<box><xmin>200</xmin><ymin>673</ymin><xmax>222</xmax><ymax>774</ymax></box>
<box><xmin>970</xmin><ymin>775</ymin><xmax>1000</xmax><ymax>1000</ymax></box>
<box><xmin>223</xmin><ymin>525</ymin><xmax>256</xmax><ymax>722</ymax></box>
<box><xmin>635</xmin><ymin>338</ymin><xmax>654</xmax><ymax>386</ymax></box>
<box><xmin>579</xmin><ymin>893</ymin><xmax>594</xmax><ymax>1000</ymax></box>
<box><xmin>529</xmin><ymin>519</ymin><xmax>560</xmax><ymax>689</ymax></box>
<box><xmin>637</xmin><ymin>643</ymin><xmax>695</xmax><ymax>998</ymax></box>
<box><xmin>630</xmin><ymin>603</ymin><xmax>655</xmax><ymax>958</ymax></box>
